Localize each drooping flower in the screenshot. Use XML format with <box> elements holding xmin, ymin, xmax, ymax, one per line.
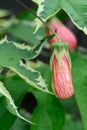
<box><xmin>46</xmin><ymin>18</ymin><xmax>77</xmax><ymax>51</ymax></box>
<box><xmin>50</xmin><ymin>42</ymin><xmax>74</xmax><ymax>99</ymax></box>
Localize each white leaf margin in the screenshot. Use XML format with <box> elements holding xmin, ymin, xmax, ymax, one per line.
<box><xmin>32</xmin><ymin>0</ymin><xmax>87</xmax><ymax>34</ymax></box>
<box><xmin>0</xmin><ymin>81</ymin><xmax>35</xmax><ymax>124</ymax></box>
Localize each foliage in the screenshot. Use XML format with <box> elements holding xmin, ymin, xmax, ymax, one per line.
<box><xmin>0</xmin><ymin>1</ymin><xmax>87</xmax><ymax>130</ymax></box>
<box><xmin>33</xmin><ymin>0</ymin><xmax>87</xmax><ymax>34</ymax></box>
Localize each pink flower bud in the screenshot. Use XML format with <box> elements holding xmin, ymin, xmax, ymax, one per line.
<box><xmin>46</xmin><ymin>18</ymin><xmax>77</xmax><ymax>51</ymax></box>
<box><xmin>51</xmin><ymin>46</ymin><xmax>74</xmax><ymax>99</ymax></box>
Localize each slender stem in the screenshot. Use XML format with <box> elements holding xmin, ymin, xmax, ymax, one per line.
<box><xmin>16</xmin><ymin>0</ymin><xmax>61</xmax><ymax>41</ymax></box>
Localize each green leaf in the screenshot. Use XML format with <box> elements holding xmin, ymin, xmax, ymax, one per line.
<box><xmin>30</xmin><ymin>94</ymin><xmax>65</xmax><ymax>130</ymax></box>
<box><xmin>71</xmin><ymin>52</ymin><xmax>87</xmax><ymax>130</ymax></box>
<box><xmin>62</xmin><ymin>1</ymin><xmax>87</xmax><ymax>34</ymax></box>
<box><xmin>29</xmin><ymin>63</ymin><xmax>65</xmax><ymax>130</ymax></box>
<box><xmin>0</xmin><ymin>81</ymin><xmax>34</xmax><ymax>124</ymax></box>
<box><xmin>0</xmin><ymin>74</ymin><xmax>30</xmax><ymax>130</ymax></box>
<box><xmin>17</xmin><ymin>9</ymin><xmax>37</xmax><ymax>21</ymax></box>
<box><xmin>0</xmin><ymin>101</ymin><xmax>16</xmax><ymax>130</ymax></box>
<box><xmin>5</xmin><ymin>19</ymin><xmax>46</xmax><ymax>45</ymax></box>
<box><xmin>0</xmin><ymin>37</ymin><xmax>50</xmax><ymax>93</ymax></box>
<box><xmin>10</xmin><ymin>110</ymin><xmax>31</xmax><ymax>130</ymax></box>
<box><xmin>33</xmin><ymin>0</ymin><xmax>87</xmax><ymax>34</ymax></box>
<box><xmin>10</xmin><ymin>118</ymin><xmax>30</xmax><ymax>130</ymax></box>
<box><xmin>63</xmin><ymin>115</ymin><xmax>83</xmax><ymax>130</ymax></box>
<box><xmin>0</xmin><ymin>65</ymin><xmax>64</xmax><ymax>130</ymax></box>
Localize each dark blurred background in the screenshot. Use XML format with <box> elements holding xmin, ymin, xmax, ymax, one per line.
<box><xmin>0</xmin><ymin>0</ymin><xmax>36</xmax><ymax>12</ymax></box>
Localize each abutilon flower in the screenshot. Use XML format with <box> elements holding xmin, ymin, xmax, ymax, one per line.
<box><xmin>46</xmin><ymin>18</ymin><xmax>77</xmax><ymax>51</ymax></box>
<box><xmin>50</xmin><ymin>42</ymin><xmax>74</xmax><ymax>99</ymax></box>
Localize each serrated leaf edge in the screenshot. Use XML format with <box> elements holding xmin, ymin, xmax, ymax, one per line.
<box><xmin>0</xmin><ymin>81</ymin><xmax>35</xmax><ymax>124</ymax></box>
<box><xmin>4</xmin><ymin>61</ymin><xmax>53</xmax><ymax>95</ymax></box>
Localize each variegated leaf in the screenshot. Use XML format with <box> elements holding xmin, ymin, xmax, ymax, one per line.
<box><xmin>0</xmin><ymin>81</ymin><xmax>34</xmax><ymax>124</ymax></box>
<box><xmin>6</xmin><ymin>19</ymin><xmax>46</xmax><ymax>45</ymax></box>
<box><xmin>33</xmin><ymin>0</ymin><xmax>87</xmax><ymax>34</ymax></box>
<box><xmin>0</xmin><ymin>37</ymin><xmax>50</xmax><ymax>93</ymax></box>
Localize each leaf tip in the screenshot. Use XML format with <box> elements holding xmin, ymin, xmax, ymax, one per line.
<box><xmin>0</xmin><ymin>35</ymin><xmax>7</xmax><ymax>44</ymax></box>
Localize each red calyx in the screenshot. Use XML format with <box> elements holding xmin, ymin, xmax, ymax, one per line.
<box><xmin>52</xmin><ymin>54</ymin><xmax>74</xmax><ymax>99</ymax></box>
